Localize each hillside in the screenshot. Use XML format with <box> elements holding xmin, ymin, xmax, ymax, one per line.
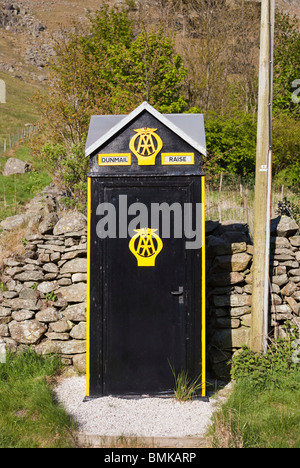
<box><xmin>0</xmin><ymin>0</ymin><xmax>299</xmax><ymax>154</ymax></box>
<box><xmin>0</xmin><ymin>0</ymin><xmax>299</xmax><ymax>88</ymax></box>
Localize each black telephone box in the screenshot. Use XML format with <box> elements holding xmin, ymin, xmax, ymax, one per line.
<box><xmin>85</xmin><ymin>102</ymin><xmax>207</xmax><ymax>398</ymax></box>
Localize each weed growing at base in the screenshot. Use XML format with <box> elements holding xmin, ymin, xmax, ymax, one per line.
<box><xmin>0</xmin><ymin>349</ymin><xmax>76</xmax><ymax>448</ymax></box>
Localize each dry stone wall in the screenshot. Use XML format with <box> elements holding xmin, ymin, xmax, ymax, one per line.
<box><xmin>0</xmin><ymin>211</ymin><xmax>88</xmax><ymax>373</ymax></box>
<box><xmin>206</xmin><ymin>216</ymin><xmax>300</xmax><ymax>379</ymax></box>
<box><xmin>0</xmin><ymin>199</ymin><xmax>299</xmax><ymax>379</ymax></box>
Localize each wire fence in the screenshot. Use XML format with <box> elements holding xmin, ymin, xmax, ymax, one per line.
<box><xmin>0</xmin><ymin>124</ymin><xmax>39</xmax><ymax>155</ymax></box>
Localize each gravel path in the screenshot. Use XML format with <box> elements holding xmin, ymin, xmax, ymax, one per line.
<box><xmin>54</xmin><ymin>376</ymin><xmax>230</xmax><ymax>438</ymax></box>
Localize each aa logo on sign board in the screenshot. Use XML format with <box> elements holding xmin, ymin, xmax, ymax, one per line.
<box><xmin>129</xmin><ymin>128</ymin><xmax>163</xmax><ymax>165</ymax></box>
<box><xmin>129</xmin><ymin>228</ymin><xmax>163</xmax><ymax>267</ymax></box>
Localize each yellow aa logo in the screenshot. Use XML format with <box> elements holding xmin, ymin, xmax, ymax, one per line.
<box><xmin>129</xmin><ymin>128</ymin><xmax>163</xmax><ymax>165</ymax></box>
<box><xmin>129</xmin><ymin>228</ymin><xmax>163</xmax><ymax>267</ymax></box>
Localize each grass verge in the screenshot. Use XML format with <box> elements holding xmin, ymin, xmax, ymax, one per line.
<box><xmin>208</xmin><ymin>334</ymin><xmax>300</xmax><ymax>448</ymax></box>
<box><xmin>0</xmin><ymin>144</ymin><xmax>52</xmax><ymax>222</ymax></box>
<box><xmin>0</xmin><ymin>349</ymin><xmax>77</xmax><ymax>448</ymax></box>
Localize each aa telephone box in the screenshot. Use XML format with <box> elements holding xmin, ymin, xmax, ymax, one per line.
<box><xmin>85</xmin><ymin>102</ymin><xmax>207</xmax><ymax>398</ymax></box>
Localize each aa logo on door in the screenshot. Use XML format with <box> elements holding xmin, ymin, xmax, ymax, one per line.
<box><xmin>129</xmin><ymin>228</ymin><xmax>163</xmax><ymax>267</ymax></box>
<box><xmin>129</xmin><ymin>128</ymin><xmax>163</xmax><ymax>166</ymax></box>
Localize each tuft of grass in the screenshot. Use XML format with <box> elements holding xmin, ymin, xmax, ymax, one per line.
<box><xmin>169</xmin><ymin>363</ymin><xmax>203</xmax><ymax>401</ymax></box>
<box><xmin>0</xmin><ymin>349</ymin><xmax>77</xmax><ymax>448</ymax></box>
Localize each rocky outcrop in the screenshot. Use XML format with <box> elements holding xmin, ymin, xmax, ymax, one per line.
<box><xmin>0</xmin><ymin>2</ymin><xmax>46</xmax><ymax>36</ymax></box>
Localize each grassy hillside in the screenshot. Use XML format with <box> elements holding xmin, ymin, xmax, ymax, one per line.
<box><xmin>0</xmin><ymin>71</ymin><xmax>42</xmax><ymax>139</ymax></box>
<box><xmin>0</xmin><ymin>145</ymin><xmax>52</xmax><ymax>223</ymax></box>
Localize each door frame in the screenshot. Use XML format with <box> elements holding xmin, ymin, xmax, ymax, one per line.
<box><xmin>86</xmin><ymin>176</ymin><xmax>206</xmax><ymax>398</ymax></box>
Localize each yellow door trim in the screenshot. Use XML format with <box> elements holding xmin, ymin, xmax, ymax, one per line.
<box><xmin>86</xmin><ymin>177</ymin><xmax>91</xmax><ymax>396</ymax></box>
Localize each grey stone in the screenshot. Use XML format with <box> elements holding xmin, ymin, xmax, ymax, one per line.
<box><xmin>56</xmin><ymin>283</ymin><xmax>86</xmax><ymax>303</ymax></box>
<box><xmin>3</xmin><ymin>298</ymin><xmax>42</xmax><ymax>311</ymax></box>
<box><xmin>212</xmin><ymin>327</ymin><xmax>250</xmax><ymax>350</ymax></box>
<box><xmin>0</xmin><ymin>214</ymin><xmax>27</xmax><ymax>231</ymax></box>
<box><xmin>36</xmin><ymin>307</ymin><xmax>60</xmax><ymax>323</ymax></box>
<box><xmin>213</xmin><ymin>294</ymin><xmax>251</xmax><ymax>308</ymax></box>
<box><xmin>53</xmin><ymin>213</ymin><xmax>87</xmax><ymax>236</ymax></box>
<box><xmin>271</xmin><ymin>216</ymin><xmax>299</xmax><ymax>238</ymax></box>
<box><xmin>289</xmin><ymin>236</ymin><xmax>300</xmax><ymax>247</ymax></box>
<box><xmin>290</xmin><ymin>276</ymin><xmax>300</xmax><ymax>283</ymax></box>
<box><xmin>270</xmin><ymin>304</ymin><xmax>292</xmax><ymax>314</ymax></box>
<box><xmin>49</xmin><ymin>319</ymin><xmax>73</xmax><ymax>333</ymax></box>
<box><xmin>70</xmin><ymin>322</ymin><xmax>86</xmax><ymax>340</ymax></box>
<box><xmin>37</xmin><ymin>281</ymin><xmax>58</xmax><ymax>294</ymax></box>
<box><xmin>60</xmin><ymin>258</ymin><xmax>87</xmax><ymax>274</ymax></box>
<box><xmin>271</xmin><ymin>237</ymin><xmax>291</xmax><ymax>248</ymax></box>
<box><xmin>289</xmin><ymin>269</ymin><xmax>300</xmax><ymax>277</ymax></box>
<box><xmin>11</xmin><ymin>310</ymin><xmax>34</xmax><ymax>321</ymax></box>
<box><xmin>37</xmin><ymin>244</ymin><xmax>64</xmax><ymax>253</ymax></box>
<box><xmin>211</xmin><ymin>272</ymin><xmax>244</xmax><ymax>287</ymax></box>
<box><xmin>43</xmin><ymin>263</ymin><xmax>59</xmax><ymax>273</ymax></box>
<box><xmin>206</xmin><ymin>236</ymin><xmax>246</xmax><ymax>257</ymax></box>
<box><xmin>63</xmin><ymin>303</ymin><xmax>86</xmax><ymax>322</ymax></box>
<box><xmin>0</xmin><ymin>324</ymin><xmax>9</xmax><ymax>337</ymax></box>
<box><xmin>2</xmin><ymin>157</ymin><xmax>32</xmax><ymax>176</ymax></box>
<box><xmin>46</xmin><ymin>332</ymin><xmax>69</xmax><ymax>341</ymax></box>
<box><xmin>230</xmin><ymin>306</ymin><xmax>251</xmax><ymax>317</ymax></box>
<box><xmin>9</xmin><ymin>320</ymin><xmax>46</xmax><ymax>345</ymax></box>
<box><xmin>272</xmin><ymin>274</ymin><xmax>289</xmax><ymax>286</ymax></box>
<box><xmin>72</xmin><ymin>354</ymin><xmax>86</xmax><ymax>373</ymax></box>
<box><xmin>0</xmin><ymin>307</ymin><xmax>11</xmax><ymax>317</ymax></box>
<box><xmin>271</xmin><ymin>294</ymin><xmax>282</xmax><ymax>305</ymax></box>
<box><xmin>281</xmin><ymin>282</ymin><xmax>298</xmax><ymax>297</ymax></box>
<box><xmin>214</xmin><ymin>253</ymin><xmax>252</xmax><ymax>272</ymax></box>
<box><xmin>14</xmin><ymin>271</ymin><xmax>44</xmax><ymax>282</ymax></box>
<box><xmin>292</xmin><ymin>291</ymin><xmax>300</xmax><ymax>301</ymax></box>
<box><xmin>36</xmin><ymin>339</ymin><xmax>86</xmax><ymax>355</ymax></box>
<box><xmin>216</xmin><ymin>318</ymin><xmax>240</xmax><ymax>329</ymax></box>
<box><xmin>72</xmin><ymin>273</ymin><xmax>87</xmax><ymax>283</ymax></box>
<box><xmin>38</xmin><ymin>213</ymin><xmax>59</xmax><ymax>235</ymax></box>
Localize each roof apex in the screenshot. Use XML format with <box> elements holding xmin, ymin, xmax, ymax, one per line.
<box><xmin>85</xmin><ymin>102</ymin><xmax>206</xmax><ymax>157</ymax></box>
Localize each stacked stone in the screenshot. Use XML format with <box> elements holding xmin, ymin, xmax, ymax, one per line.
<box><xmin>206</xmin><ymin>216</ymin><xmax>300</xmax><ymax>380</ymax></box>
<box><xmin>0</xmin><ymin>212</ymin><xmax>87</xmax><ymax>372</ymax></box>
<box><xmin>206</xmin><ymin>220</ymin><xmax>253</xmax><ymax>379</ymax></box>
<box><xmin>1</xmin><ymin>211</ymin><xmax>299</xmax><ymax>379</ymax></box>
<box><xmin>270</xmin><ymin>216</ymin><xmax>300</xmax><ymax>334</ymax></box>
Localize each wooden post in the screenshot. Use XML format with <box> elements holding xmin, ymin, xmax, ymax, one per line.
<box><xmin>251</xmin><ymin>0</ymin><xmax>275</xmax><ymax>353</ymax></box>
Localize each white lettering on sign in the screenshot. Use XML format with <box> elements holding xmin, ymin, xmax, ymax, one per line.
<box><xmin>98</xmin><ymin>154</ymin><xmax>131</xmax><ymax>166</ymax></box>
<box><xmin>161</xmin><ymin>153</ymin><xmax>194</xmax><ymax>165</ymax></box>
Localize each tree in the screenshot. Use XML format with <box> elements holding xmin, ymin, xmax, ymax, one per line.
<box><xmin>204</xmin><ymin>113</ymin><xmax>257</xmax><ymax>176</ymax></box>
<box><xmin>36</xmin><ymin>4</ymin><xmax>187</xmax><ymax>147</ymax></box>
<box><xmin>273</xmin><ymin>9</ymin><xmax>300</xmax><ymax>119</ymax></box>
<box><xmin>34</xmin><ymin>3</ymin><xmax>187</xmax><ymax>208</ymax></box>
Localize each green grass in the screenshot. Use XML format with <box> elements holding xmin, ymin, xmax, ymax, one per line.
<box><xmin>0</xmin><ymin>71</ymin><xmax>42</xmax><ymax>138</ymax></box>
<box><xmin>0</xmin><ymin>349</ymin><xmax>76</xmax><ymax>448</ymax></box>
<box><xmin>209</xmin><ymin>335</ymin><xmax>300</xmax><ymax>448</ymax></box>
<box><xmin>210</xmin><ymin>374</ymin><xmax>300</xmax><ymax>448</ymax></box>
<box><xmin>0</xmin><ymin>145</ymin><xmax>52</xmax><ymax>222</ymax></box>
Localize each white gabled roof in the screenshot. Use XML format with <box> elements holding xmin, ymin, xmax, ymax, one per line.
<box><xmin>85</xmin><ymin>102</ymin><xmax>206</xmax><ymax>157</ymax></box>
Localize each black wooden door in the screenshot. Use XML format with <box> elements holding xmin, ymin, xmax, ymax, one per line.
<box><xmin>89</xmin><ymin>177</ymin><xmax>203</xmax><ymax>396</ymax></box>
<box><xmin>103</xmin><ymin>184</ymin><xmax>187</xmax><ymax>394</ymax></box>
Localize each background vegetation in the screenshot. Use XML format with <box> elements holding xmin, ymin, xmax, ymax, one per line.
<box><xmin>27</xmin><ymin>1</ymin><xmax>299</xmax><ymax>209</ymax></box>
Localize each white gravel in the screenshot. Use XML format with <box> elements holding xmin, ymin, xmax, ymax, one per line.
<box><xmin>54</xmin><ymin>376</ymin><xmax>230</xmax><ymax>438</ymax></box>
